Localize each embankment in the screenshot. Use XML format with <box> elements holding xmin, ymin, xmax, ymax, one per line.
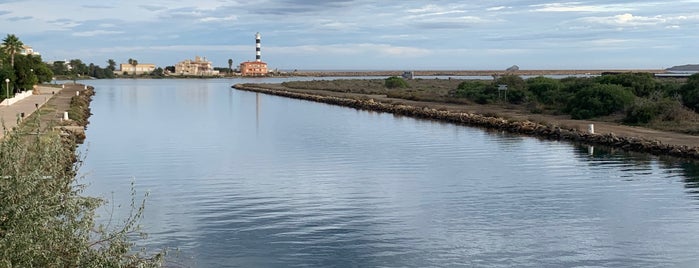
<box><xmin>233</xmin><ymin>83</ymin><xmax>699</xmax><ymax>159</ymax></box>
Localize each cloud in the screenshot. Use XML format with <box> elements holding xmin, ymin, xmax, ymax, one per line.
<box><xmin>531</xmin><ymin>2</ymin><xmax>632</xmax><ymax>12</ymax></box>
<box><xmin>199</xmin><ymin>15</ymin><xmax>237</xmax><ymax>22</ymax></box>
<box><xmin>271</xmin><ymin>43</ymin><xmax>431</xmax><ymax>57</ymax></box>
<box><xmin>582</xmin><ymin>13</ymin><xmax>668</xmax><ymax>27</ymax></box>
<box><xmin>0</xmin><ymin>10</ymin><xmax>10</xmax><ymax>16</ymax></box>
<box><xmin>72</xmin><ymin>30</ymin><xmax>124</xmax><ymax>37</ymax></box>
<box><xmin>7</xmin><ymin>16</ymin><xmax>31</xmax><ymax>21</ymax></box>
<box><xmin>81</xmin><ymin>4</ymin><xmax>112</xmax><ymax>9</ymax></box>
<box><xmin>487</xmin><ymin>6</ymin><xmax>508</xmax><ymax>11</ymax></box>
<box><xmin>139</xmin><ymin>5</ymin><xmax>167</xmax><ymax>12</ymax></box>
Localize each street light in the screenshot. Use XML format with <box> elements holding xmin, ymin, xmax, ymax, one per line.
<box><xmin>4</xmin><ymin>78</ymin><xmax>9</xmax><ymax>99</ymax></box>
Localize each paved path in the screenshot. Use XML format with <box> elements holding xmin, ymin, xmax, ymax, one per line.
<box><xmin>0</xmin><ymin>86</ymin><xmax>62</xmax><ymax>139</ymax></box>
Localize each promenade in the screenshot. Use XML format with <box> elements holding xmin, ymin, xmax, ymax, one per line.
<box><xmin>0</xmin><ymin>85</ymin><xmax>62</xmax><ymax>139</ymax></box>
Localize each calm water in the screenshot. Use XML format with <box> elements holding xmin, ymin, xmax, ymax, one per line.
<box><xmin>79</xmin><ymin>79</ymin><xmax>699</xmax><ymax>267</ymax></box>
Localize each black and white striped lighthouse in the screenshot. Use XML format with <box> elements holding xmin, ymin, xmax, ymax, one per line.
<box><xmin>255</xmin><ymin>32</ymin><xmax>261</xmax><ymax>62</ymax></box>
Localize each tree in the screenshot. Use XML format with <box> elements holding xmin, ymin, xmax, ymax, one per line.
<box><xmin>106</xmin><ymin>59</ymin><xmax>116</xmax><ymax>72</ymax></box>
<box><xmin>2</xmin><ymin>34</ymin><xmax>23</xmax><ymax>67</ymax></box>
<box><xmin>228</xmin><ymin>59</ymin><xmax>233</xmax><ymax>74</ymax></box>
<box><xmin>131</xmin><ymin>59</ymin><xmax>138</xmax><ymax>76</ymax></box>
<box><xmin>51</xmin><ymin>61</ymin><xmax>69</xmax><ymax>76</ymax></box>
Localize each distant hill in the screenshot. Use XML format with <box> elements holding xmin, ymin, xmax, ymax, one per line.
<box><xmin>666</xmin><ymin>64</ymin><xmax>699</xmax><ymax>72</ymax></box>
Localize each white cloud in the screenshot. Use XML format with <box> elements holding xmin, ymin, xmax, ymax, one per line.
<box><xmin>487</xmin><ymin>6</ymin><xmax>508</xmax><ymax>11</ymax></box>
<box><xmin>199</xmin><ymin>15</ymin><xmax>237</xmax><ymax>22</ymax></box>
<box><xmin>531</xmin><ymin>2</ymin><xmax>633</xmax><ymax>12</ymax></box>
<box><xmin>582</xmin><ymin>13</ymin><xmax>668</xmax><ymax>27</ymax></box>
<box><xmin>72</xmin><ymin>30</ymin><xmax>124</xmax><ymax>37</ymax></box>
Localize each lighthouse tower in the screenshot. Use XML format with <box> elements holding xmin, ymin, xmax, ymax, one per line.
<box><xmin>239</xmin><ymin>32</ymin><xmax>268</xmax><ymax>76</ymax></box>
<box><xmin>255</xmin><ymin>32</ymin><xmax>261</xmax><ymax>62</ymax></box>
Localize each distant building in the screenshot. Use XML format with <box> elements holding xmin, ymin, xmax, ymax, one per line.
<box><xmin>118</xmin><ymin>63</ymin><xmax>156</xmax><ymax>75</ymax></box>
<box><xmin>506</xmin><ymin>65</ymin><xmax>520</xmax><ymax>72</ymax></box>
<box><xmin>175</xmin><ymin>56</ymin><xmax>220</xmax><ymax>76</ymax></box>
<box><xmin>239</xmin><ymin>61</ymin><xmax>268</xmax><ymax>76</ymax></box>
<box><xmin>239</xmin><ymin>32</ymin><xmax>269</xmax><ymax>76</ymax></box>
<box><xmin>20</xmin><ymin>45</ymin><xmax>40</xmax><ymax>56</ymax></box>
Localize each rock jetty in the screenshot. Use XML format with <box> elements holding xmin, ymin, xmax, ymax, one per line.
<box><xmin>233</xmin><ymin>84</ymin><xmax>699</xmax><ymax>159</ymax></box>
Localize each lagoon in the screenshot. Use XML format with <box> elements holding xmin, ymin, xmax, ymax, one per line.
<box><xmin>80</xmin><ymin>78</ymin><xmax>699</xmax><ymax>267</ymax></box>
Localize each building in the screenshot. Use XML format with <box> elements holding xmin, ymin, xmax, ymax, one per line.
<box><xmin>240</xmin><ymin>32</ymin><xmax>268</xmax><ymax>76</ymax></box>
<box><xmin>175</xmin><ymin>56</ymin><xmax>220</xmax><ymax>76</ymax></box>
<box><xmin>118</xmin><ymin>63</ymin><xmax>156</xmax><ymax>75</ymax></box>
<box><xmin>20</xmin><ymin>45</ymin><xmax>40</xmax><ymax>56</ymax></box>
<box><xmin>239</xmin><ymin>61</ymin><xmax>268</xmax><ymax>76</ymax></box>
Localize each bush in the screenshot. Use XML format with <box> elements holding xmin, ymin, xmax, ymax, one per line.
<box><xmin>596</xmin><ymin>72</ymin><xmax>659</xmax><ymax>97</ymax></box>
<box><xmin>455</xmin><ymin>80</ymin><xmax>496</xmax><ymax>104</ymax></box>
<box><xmin>566</xmin><ymin>83</ymin><xmax>635</xmax><ymax>119</ymax></box>
<box><xmin>0</xmin><ymin>131</ymin><xmax>163</xmax><ymax>266</ymax></box>
<box><xmin>526</xmin><ymin>76</ymin><xmax>562</xmax><ymax>105</ymax></box>
<box><xmin>680</xmin><ymin>73</ymin><xmax>699</xmax><ymax>112</ymax></box>
<box><xmin>624</xmin><ymin>98</ymin><xmax>658</xmax><ymax>124</ymax></box>
<box><xmin>384</xmin><ymin>76</ymin><xmax>409</xmax><ymax>89</ymax></box>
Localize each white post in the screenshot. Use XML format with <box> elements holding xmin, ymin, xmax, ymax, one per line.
<box><xmin>76</xmin><ymin>91</ymin><xmax>79</xmax><ymax>96</ymax></box>
<box><xmin>63</xmin><ymin>112</ymin><xmax>69</xmax><ymax>120</ymax></box>
<box><xmin>588</xmin><ymin>124</ymin><xmax>594</xmax><ymax>134</ymax></box>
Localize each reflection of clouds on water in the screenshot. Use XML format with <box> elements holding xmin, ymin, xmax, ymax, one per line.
<box><xmin>79</xmin><ymin>79</ymin><xmax>699</xmax><ymax>267</ymax></box>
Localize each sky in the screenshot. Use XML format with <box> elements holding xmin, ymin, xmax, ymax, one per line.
<box><xmin>0</xmin><ymin>0</ymin><xmax>698</xmax><ymax>70</ymax></box>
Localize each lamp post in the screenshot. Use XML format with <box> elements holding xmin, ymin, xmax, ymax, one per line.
<box><xmin>4</xmin><ymin>78</ymin><xmax>9</xmax><ymax>99</ymax></box>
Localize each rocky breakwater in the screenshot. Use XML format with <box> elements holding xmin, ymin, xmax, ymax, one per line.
<box><xmin>233</xmin><ymin>83</ymin><xmax>699</xmax><ymax>159</ymax></box>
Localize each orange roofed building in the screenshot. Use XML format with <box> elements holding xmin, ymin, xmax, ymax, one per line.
<box><xmin>239</xmin><ymin>61</ymin><xmax>268</xmax><ymax>76</ymax></box>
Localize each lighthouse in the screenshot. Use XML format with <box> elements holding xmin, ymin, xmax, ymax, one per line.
<box><xmin>239</xmin><ymin>32</ymin><xmax>268</xmax><ymax>76</ymax></box>
<box><xmin>255</xmin><ymin>32</ymin><xmax>261</xmax><ymax>62</ymax></box>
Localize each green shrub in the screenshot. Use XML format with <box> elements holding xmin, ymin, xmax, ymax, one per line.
<box><xmin>455</xmin><ymin>80</ymin><xmax>496</xmax><ymax>104</ymax></box>
<box><xmin>0</xmin><ymin>131</ymin><xmax>163</xmax><ymax>267</ymax></box>
<box><xmin>526</xmin><ymin>76</ymin><xmax>562</xmax><ymax>105</ymax></box>
<box><xmin>566</xmin><ymin>83</ymin><xmax>635</xmax><ymax>119</ymax></box>
<box><xmin>384</xmin><ymin>76</ymin><xmax>409</xmax><ymax>89</ymax></box>
<box><xmin>624</xmin><ymin>98</ymin><xmax>658</xmax><ymax>124</ymax></box>
<box><xmin>680</xmin><ymin>73</ymin><xmax>699</xmax><ymax>112</ymax></box>
<box><xmin>596</xmin><ymin>72</ymin><xmax>659</xmax><ymax>97</ymax></box>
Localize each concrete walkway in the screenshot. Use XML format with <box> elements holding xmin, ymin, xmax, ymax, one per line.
<box><xmin>0</xmin><ymin>86</ymin><xmax>62</xmax><ymax>139</ymax></box>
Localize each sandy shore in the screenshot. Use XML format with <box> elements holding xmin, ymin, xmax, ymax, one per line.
<box><xmin>233</xmin><ymin>83</ymin><xmax>699</xmax><ymax>159</ymax></box>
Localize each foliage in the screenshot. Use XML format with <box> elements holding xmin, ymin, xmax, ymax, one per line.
<box><xmin>526</xmin><ymin>76</ymin><xmax>563</xmax><ymax>105</ymax></box>
<box><xmin>566</xmin><ymin>83</ymin><xmax>635</xmax><ymax>119</ymax></box>
<box><xmin>454</xmin><ymin>80</ymin><xmax>495</xmax><ymax>104</ymax></box>
<box><xmin>494</xmin><ymin>74</ymin><xmax>526</xmax><ymax>91</ymax></box>
<box><xmin>0</xmin><ymin>130</ymin><xmax>163</xmax><ymax>267</ymax></box>
<box><xmin>2</xmin><ymin>34</ymin><xmax>23</xmax><ymax>67</ymax></box>
<box><xmin>596</xmin><ymin>72</ymin><xmax>659</xmax><ymax>97</ymax></box>
<box><xmin>50</xmin><ymin>61</ymin><xmax>70</xmax><ymax>76</ymax></box>
<box><xmin>151</xmin><ymin>67</ymin><xmax>165</xmax><ymax>77</ymax></box>
<box><xmin>385</xmin><ymin>76</ymin><xmax>409</xmax><ymax>89</ymax></box>
<box><xmin>679</xmin><ymin>73</ymin><xmax>699</xmax><ymax>112</ymax></box>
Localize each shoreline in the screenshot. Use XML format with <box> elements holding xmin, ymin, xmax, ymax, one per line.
<box><xmin>233</xmin><ymin>83</ymin><xmax>699</xmax><ymax>160</ymax></box>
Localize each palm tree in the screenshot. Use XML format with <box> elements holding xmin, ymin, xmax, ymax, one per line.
<box><xmin>2</xmin><ymin>34</ymin><xmax>23</xmax><ymax>68</ymax></box>
<box><xmin>128</xmin><ymin>58</ymin><xmax>138</xmax><ymax>76</ymax></box>
<box><xmin>228</xmin><ymin>59</ymin><xmax>233</xmax><ymax>74</ymax></box>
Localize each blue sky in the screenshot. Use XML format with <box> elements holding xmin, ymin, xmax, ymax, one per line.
<box><xmin>1</xmin><ymin>0</ymin><xmax>698</xmax><ymax>70</ymax></box>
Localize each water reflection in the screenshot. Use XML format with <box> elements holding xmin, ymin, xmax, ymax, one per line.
<box><xmin>80</xmin><ymin>79</ymin><xmax>699</xmax><ymax>267</ymax></box>
<box><xmin>574</xmin><ymin>144</ymin><xmax>699</xmax><ymax>199</ymax></box>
